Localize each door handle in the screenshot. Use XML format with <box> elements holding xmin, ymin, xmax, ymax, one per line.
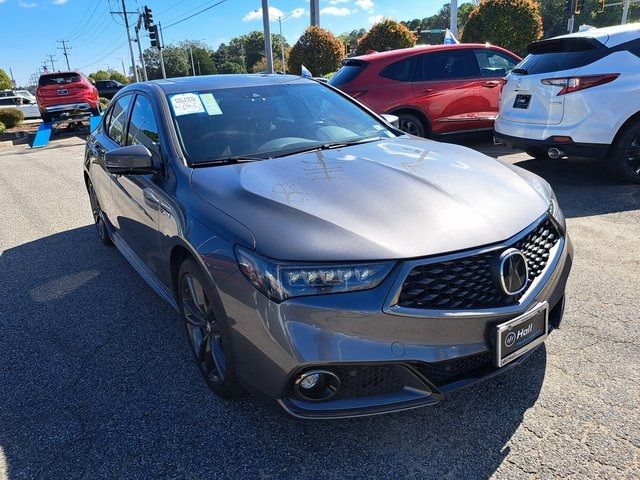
<box><xmin>482</xmin><ymin>81</ymin><xmax>500</xmax><ymax>88</ymax></box>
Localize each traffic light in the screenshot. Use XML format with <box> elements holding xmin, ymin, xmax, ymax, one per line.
<box><xmin>574</xmin><ymin>0</ymin><xmax>585</xmax><ymax>14</ymax></box>
<box><xmin>149</xmin><ymin>24</ymin><xmax>159</xmax><ymax>49</ymax></box>
<box><xmin>143</xmin><ymin>6</ymin><xmax>154</xmax><ymax>30</ymax></box>
<box><xmin>598</xmin><ymin>0</ymin><xmax>606</xmax><ymax>13</ymax></box>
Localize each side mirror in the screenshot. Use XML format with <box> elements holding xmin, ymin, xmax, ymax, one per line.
<box><xmin>381</xmin><ymin>114</ymin><xmax>400</xmax><ymax>128</ymax></box>
<box><xmin>105</xmin><ymin>145</ymin><xmax>156</xmax><ymax>175</ymax></box>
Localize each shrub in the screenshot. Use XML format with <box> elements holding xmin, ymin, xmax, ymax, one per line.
<box><xmin>356</xmin><ymin>19</ymin><xmax>416</xmax><ymax>55</ymax></box>
<box><xmin>0</xmin><ymin>108</ymin><xmax>24</xmax><ymax>129</ymax></box>
<box><xmin>287</xmin><ymin>26</ymin><xmax>344</xmax><ymax>76</ymax></box>
<box><xmin>0</xmin><ymin>121</ymin><xmax>5</xmax><ymax>135</ymax></box>
<box><xmin>218</xmin><ymin>61</ymin><xmax>245</xmax><ymax>74</ymax></box>
<box><xmin>461</xmin><ymin>0</ymin><xmax>543</xmax><ymax>56</ymax></box>
<box><xmin>252</xmin><ymin>56</ymin><xmax>285</xmax><ymax>74</ymax></box>
<box><xmin>99</xmin><ymin>97</ymin><xmax>110</xmax><ymax>110</ymax></box>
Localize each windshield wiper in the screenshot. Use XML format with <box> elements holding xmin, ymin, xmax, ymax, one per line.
<box><xmin>272</xmin><ymin>136</ymin><xmax>384</xmax><ymax>158</ymax></box>
<box><xmin>191</xmin><ymin>155</ymin><xmax>266</xmax><ymax>168</ymax></box>
<box><xmin>512</xmin><ymin>68</ymin><xmax>528</xmax><ymax>75</ymax></box>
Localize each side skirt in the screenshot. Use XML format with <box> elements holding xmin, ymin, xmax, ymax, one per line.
<box><xmin>106</xmin><ymin>220</ymin><xmax>179</xmax><ymax>311</ymax></box>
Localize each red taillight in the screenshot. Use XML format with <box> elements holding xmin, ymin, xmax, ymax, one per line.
<box><xmin>77</xmin><ymin>83</ymin><xmax>90</xmax><ymax>90</ymax></box>
<box><xmin>541</xmin><ymin>73</ymin><xmax>619</xmax><ymax>95</ymax></box>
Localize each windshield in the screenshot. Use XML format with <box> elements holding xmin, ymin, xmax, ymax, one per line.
<box><xmin>168</xmin><ymin>81</ymin><xmax>396</xmax><ymax>164</ymax></box>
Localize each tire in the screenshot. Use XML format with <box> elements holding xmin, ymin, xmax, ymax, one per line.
<box><xmin>524</xmin><ymin>147</ymin><xmax>550</xmax><ymax>161</ymax></box>
<box><xmin>607</xmin><ymin>120</ymin><xmax>640</xmax><ymax>183</ymax></box>
<box><xmin>41</xmin><ymin>112</ymin><xmax>53</xmax><ymax>123</ymax></box>
<box><xmin>178</xmin><ymin>257</ymin><xmax>244</xmax><ymax>399</ymax></box>
<box><xmin>397</xmin><ymin>113</ymin><xmax>427</xmax><ymax>137</ymax></box>
<box><xmin>86</xmin><ymin>178</ymin><xmax>113</xmax><ymax>246</ymax></box>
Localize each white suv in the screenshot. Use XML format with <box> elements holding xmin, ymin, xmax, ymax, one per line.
<box><xmin>495</xmin><ymin>23</ymin><xmax>640</xmax><ymax>183</ymax></box>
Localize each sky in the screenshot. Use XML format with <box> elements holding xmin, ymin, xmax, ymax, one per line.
<box><xmin>0</xmin><ymin>0</ymin><xmax>448</xmax><ymax>87</ymax></box>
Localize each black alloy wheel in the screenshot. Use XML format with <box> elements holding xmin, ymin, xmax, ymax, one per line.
<box><xmin>397</xmin><ymin>113</ymin><xmax>426</xmax><ymax>137</ymax></box>
<box><xmin>624</xmin><ymin>136</ymin><xmax>640</xmax><ymax>179</ymax></box>
<box><xmin>178</xmin><ymin>258</ymin><xmax>244</xmax><ymax>399</ymax></box>
<box><xmin>87</xmin><ymin>179</ymin><xmax>112</xmax><ymax>246</ymax></box>
<box><xmin>609</xmin><ymin>120</ymin><xmax>640</xmax><ymax>184</ymax></box>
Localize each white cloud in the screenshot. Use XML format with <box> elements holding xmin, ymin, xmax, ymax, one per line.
<box><xmin>19</xmin><ymin>1</ymin><xmax>37</xmax><ymax>7</ymax></box>
<box><xmin>52</xmin><ymin>0</ymin><xmax>68</xmax><ymax>4</ymax></box>
<box><xmin>320</xmin><ymin>6</ymin><xmax>350</xmax><ymax>16</ymax></box>
<box><xmin>368</xmin><ymin>14</ymin><xmax>384</xmax><ymax>24</ymax></box>
<box><xmin>243</xmin><ymin>7</ymin><xmax>284</xmax><ymax>22</ymax></box>
<box><xmin>289</xmin><ymin>8</ymin><xmax>305</xmax><ymax>19</ymax></box>
<box><xmin>355</xmin><ymin>0</ymin><xmax>374</xmax><ymax>11</ymax></box>
<box><xmin>329</xmin><ymin>0</ymin><xmax>349</xmax><ymax>4</ymax></box>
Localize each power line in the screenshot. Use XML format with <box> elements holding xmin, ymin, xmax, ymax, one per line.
<box><xmin>163</xmin><ymin>0</ymin><xmax>228</xmax><ymax>30</ymax></box>
<box><xmin>62</xmin><ymin>0</ymin><xmax>100</xmax><ymax>40</ymax></box>
<box><xmin>76</xmin><ymin>38</ymin><xmax>129</xmax><ymax>71</ymax></box>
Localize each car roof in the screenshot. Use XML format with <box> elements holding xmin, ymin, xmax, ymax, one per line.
<box><xmin>351</xmin><ymin>43</ymin><xmax>504</xmax><ymax>62</ymax></box>
<box><xmin>148</xmin><ymin>74</ymin><xmax>316</xmax><ymax>94</ymax></box>
<box><xmin>551</xmin><ymin>22</ymin><xmax>640</xmax><ymax>47</ymax></box>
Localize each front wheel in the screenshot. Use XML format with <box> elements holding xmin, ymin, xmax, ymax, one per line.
<box><xmin>397</xmin><ymin>113</ymin><xmax>426</xmax><ymax>137</ymax></box>
<box><xmin>608</xmin><ymin>120</ymin><xmax>640</xmax><ymax>183</ymax></box>
<box><xmin>178</xmin><ymin>258</ymin><xmax>244</xmax><ymax>399</ymax></box>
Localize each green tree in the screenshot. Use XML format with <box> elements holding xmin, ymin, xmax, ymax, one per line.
<box><xmin>0</xmin><ymin>68</ymin><xmax>12</xmax><ymax>90</ymax></box>
<box><xmin>252</xmin><ymin>56</ymin><xmax>285</xmax><ymax>73</ymax></box>
<box><xmin>288</xmin><ymin>26</ymin><xmax>344</xmax><ymax>76</ymax></box>
<box><xmin>89</xmin><ymin>70</ymin><xmax>110</xmax><ymax>81</ymax></box>
<box><xmin>338</xmin><ymin>28</ymin><xmax>367</xmax><ymax>54</ymax></box>
<box><xmin>178</xmin><ymin>40</ymin><xmax>217</xmax><ymax>75</ymax></box>
<box><xmin>218</xmin><ymin>61</ymin><xmax>245</xmax><ymax>74</ymax></box>
<box><xmin>356</xmin><ymin>19</ymin><xmax>416</xmax><ymax>55</ymax></box>
<box><xmin>461</xmin><ymin>0</ymin><xmax>543</xmax><ymax>56</ymax></box>
<box><xmin>109</xmin><ymin>71</ymin><xmax>129</xmax><ymax>84</ymax></box>
<box><xmin>143</xmin><ymin>46</ymin><xmax>190</xmax><ymax>79</ymax></box>
<box><xmin>401</xmin><ymin>3</ymin><xmax>476</xmax><ymax>43</ymax></box>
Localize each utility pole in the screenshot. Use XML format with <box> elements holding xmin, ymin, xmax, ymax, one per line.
<box><xmin>158</xmin><ymin>22</ymin><xmax>167</xmax><ymax>79</ymax></box>
<box><xmin>9</xmin><ymin>68</ymin><xmax>16</xmax><ymax>87</ymax></box>
<box><xmin>112</xmin><ymin>0</ymin><xmax>139</xmax><ymax>82</ymax></box>
<box><xmin>189</xmin><ymin>46</ymin><xmax>196</xmax><ymax>76</ymax></box>
<box><xmin>261</xmin><ymin>0</ymin><xmax>274</xmax><ymax>74</ymax></box>
<box><xmin>450</xmin><ymin>0</ymin><xmax>458</xmax><ymax>38</ymax></box>
<box><xmin>135</xmin><ymin>11</ymin><xmax>148</xmax><ymax>81</ymax></box>
<box><xmin>198</xmin><ymin>60</ymin><xmax>201</xmax><ymax>75</ymax></box>
<box><xmin>622</xmin><ymin>0</ymin><xmax>631</xmax><ymax>24</ymax></box>
<box><xmin>310</xmin><ymin>0</ymin><xmax>319</xmax><ymax>26</ymax></box>
<box><xmin>47</xmin><ymin>54</ymin><xmax>56</xmax><ymax>72</ymax></box>
<box><xmin>278</xmin><ymin>17</ymin><xmax>286</xmax><ymax>73</ymax></box>
<box><xmin>117</xmin><ymin>57</ymin><xmax>126</xmax><ymax>76</ymax></box>
<box><xmin>57</xmin><ymin>40</ymin><xmax>71</xmax><ymax>70</ymax></box>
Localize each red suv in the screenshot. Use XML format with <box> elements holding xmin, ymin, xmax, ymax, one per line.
<box><xmin>36</xmin><ymin>71</ymin><xmax>100</xmax><ymax>123</ymax></box>
<box><xmin>329</xmin><ymin>44</ymin><xmax>521</xmax><ymax>137</ymax></box>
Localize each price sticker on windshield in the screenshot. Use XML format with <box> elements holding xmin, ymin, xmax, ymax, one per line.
<box><xmin>199</xmin><ymin>93</ymin><xmax>223</xmax><ymax>116</ymax></box>
<box><xmin>170</xmin><ymin>93</ymin><xmax>205</xmax><ymax>116</ymax></box>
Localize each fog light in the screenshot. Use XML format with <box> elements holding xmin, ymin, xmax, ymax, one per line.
<box><xmin>294</xmin><ymin>369</ymin><xmax>340</xmax><ymax>402</ymax></box>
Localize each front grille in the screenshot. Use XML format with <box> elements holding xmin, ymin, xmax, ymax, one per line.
<box><xmin>332</xmin><ymin>365</ymin><xmax>405</xmax><ymax>400</ymax></box>
<box><xmin>397</xmin><ymin>218</ymin><xmax>561</xmax><ymax>310</ymax></box>
<box><xmin>418</xmin><ymin>351</ymin><xmax>493</xmax><ymax>385</ymax></box>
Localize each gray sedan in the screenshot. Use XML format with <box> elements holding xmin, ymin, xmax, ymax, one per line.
<box><xmin>83</xmin><ymin>74</ymin><xmax>572</xmax><ymax>419</ymax></box>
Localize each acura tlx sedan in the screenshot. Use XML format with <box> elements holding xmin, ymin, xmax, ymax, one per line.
<box><xmin>84</xmin><ymin>75</ymin><xmax>573</xmax><ymax>419</ymax></box>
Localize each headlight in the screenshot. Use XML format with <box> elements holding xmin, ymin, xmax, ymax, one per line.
<box><xmin>235</xmin><ymin>246</ymin><xmax>395</xmax><ymax>302</ymax></box>
<box><xmin>544</xmin><ymin>186</ymin><xmax>565</xmax><ymax>228</ymax></box>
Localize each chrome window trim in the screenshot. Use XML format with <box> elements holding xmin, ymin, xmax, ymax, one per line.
<box><xmin>382</xmin><ymin>213</ymin><xmax>565</xmax><ymax>318</ymax></box>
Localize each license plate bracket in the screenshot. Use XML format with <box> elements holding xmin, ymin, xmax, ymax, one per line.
<box><xmin>513</xmin><ymin>94</ymin><xmax>531</xmax><ymax>109</ymax></box>
<box><xmin>57</xmin><ymin>89</ymin><xmax>68</xmax><ymax>96</ymax></box>
<box><xmin>494</xmin><ymin>302</ymin><xmax>548</xmax><ymax>367</ymax></box>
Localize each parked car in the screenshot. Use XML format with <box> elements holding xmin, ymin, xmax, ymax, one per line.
<box><xmin>0</xmin><ymin>95</ymin><xmax>40</xmax><ymax>119</ymax></box>
<box><xmin>95</xmin><ymin>80</ymin><xmax>125</xmax><ymax>99</ymax></box>
<box><xmin>14</xmin><ymin>89</ymin><xmax>37</xmax><ymax>103</ymax></box>
<box><xmin>495</xmin><ymin>23</ymin><xmax>640</xmax><ymax>183</ymax></box>
<box><xmin>36</xmin><ymin>71</ymin><xmax>100</xmax><ymax>123</ymax></box>
<box><xmin>329</xmin><ymin>43</ymin><xmax>521</xmax><ymax>137</ymax></box>
<box><xmin>84</xmin><ymin>75</ymin><xmax>572</xmax><ymax>419</ymax></box>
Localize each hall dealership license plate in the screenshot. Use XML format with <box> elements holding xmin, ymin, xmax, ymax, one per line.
<box><xmin>513</xmin><ymin>94</ymin><xmax>531</xmax><ymax>109</ymax></box>
<box><xmin>495</xmin><ymin>302</ymin><xmax>548</xmax><ymax>367</ymax></box>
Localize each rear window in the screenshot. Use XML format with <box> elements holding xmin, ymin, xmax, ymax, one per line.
<box><xmin>380</xmin><ymin>56</ymin><xmax>417</xmax><ymax>82</ymax></box>
<box><xmin>519</xmin><ymin>38</ymin><xmax>608</xmax><ymax>75</ymax></box>
<box><xmin>329</xmin><ymin>60</ymin><xmax>367</xmax><ymax>87</ymax></box>
<box><xmin>39</xmin><ymin>73</ymin><xmax>81</xmax><ymax>86</ymax></box>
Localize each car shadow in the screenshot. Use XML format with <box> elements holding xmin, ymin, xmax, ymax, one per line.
<box><xmin>0</xmin><ymin>226</ymin><xmax>546</xmax><ymax>479</ymax></box>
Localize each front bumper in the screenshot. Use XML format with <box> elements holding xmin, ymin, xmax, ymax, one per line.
<box><xmin>215</xmin><ymin>226</ymin><xmax>573</xmax><ymax>419</ymax></box>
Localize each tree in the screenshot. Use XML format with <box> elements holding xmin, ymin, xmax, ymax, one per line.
<box><xmin>338</xmin><ymin>28</ymin><xmax>367</xmax><ymax>54</ymax></box>
<box><xmin>89</xmin><ymin>70</ymin><xmax>110</xmax><ymax>81</ymax></box>
<box><xmin>178</xmin><ymin>40</ymin><xmax>217</xmax><ymax>75</ymax></box>
<box><xmin>143</xmin><ymin>46</ymin><xmax>190</xmax><ymax>79</ymax></box>
<box><xmin>109</xmin><ymin>71</ymin><xmax>129</xmax><ymax>84</ymax></box>
<box><xmin>252</xmin><ymin>56</ymin><xmax>285</xmax><ymax>73</ymax></box>
<box><xmin>401</xmin><ymin>3</ymin><xmax>476</xmax><ymax>43</ymax></box>
<box><xmin>356</xmin><ymin>19</ymin><xmax>416</xmax><ymax>55</ymax></box>
<box><xmin>288</xmin><ymin>26</ymin><xmax>344</xmax><ymax>76</ymax></box>
<box><xmin>461</xmin><ymin>0</ymin><xmax>543</xmax><ymax>56</ymax></box>
<box><xmin>0</xmin><ymin>68</ymin><xmax>12</xmax><ymax>90</ymax></box>
<box><xmin>218</xmin><ymin>61</ymin><xmax>245</xmax><ymax>74</ymax></box>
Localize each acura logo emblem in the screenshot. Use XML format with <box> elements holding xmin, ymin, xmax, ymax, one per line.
<box><xmin>499</xmin><ymin>248</ymin><xmax>529</xmax><ymax>296</ymax></box>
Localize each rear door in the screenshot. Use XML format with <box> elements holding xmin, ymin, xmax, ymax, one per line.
<box><xmin>499</xmin><ymin>37</ymin><xmax>607</xmax><ymax>125</ymax></box>
<box><xmin>411</xmin><ymin>49</ymin><xmax>482</xmax><ymax>134</ymax></box>
<box><xmin>473</xmin><ymin>48</ymin><xmax>519</xmax><ymax>128</ymax></box>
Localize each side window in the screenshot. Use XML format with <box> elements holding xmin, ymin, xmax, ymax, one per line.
<box><xmin>415</xmin><ymin>50</ymin><xmax>480</xmax><ymax>82</ymax></box>
<box><xmin>474</xmin><ymin>49</ymin><xmax>518</xmax><ymax>77</ymax></box>
<box><xmin>379</xmin><ymin>56</ymin><xmax>417</xmax><ymax>82</ymax></box>
<box><xmin>126</xmin><ymin>95</ymin><xmax>160</xmax><ymax>156</ymax></box>
<box><xmin>106</xmin><ymin>94</ymin><xmax>133</xmax><ymax>146</ymax></box>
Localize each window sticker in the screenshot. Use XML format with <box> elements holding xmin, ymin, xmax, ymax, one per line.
<box><xmin>170</xmin><ymin>93</ymin><xmax>205</xmax><ymax>116</ymax></box>
<box><xmin>199</xmin><ymin>93</ymin><xmax>223</xmax><ymax>116</ymax></box>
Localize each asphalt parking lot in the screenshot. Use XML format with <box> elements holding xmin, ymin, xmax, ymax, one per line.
<box><xmin>0</xmin><ymin>134</ymin><xmax>638</xmax><ymax>479</ymax></box>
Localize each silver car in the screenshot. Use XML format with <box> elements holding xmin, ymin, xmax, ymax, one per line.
<box><xmin>84</xmin><ymin>75</ymin><xmax>573</xmax><ymax>419</ymax></box>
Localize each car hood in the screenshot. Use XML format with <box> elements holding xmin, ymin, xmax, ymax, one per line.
<box><xmin>190</xmin><ymin>136</ymin><xmax>549</xmax><ymax>261</ymax></box>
